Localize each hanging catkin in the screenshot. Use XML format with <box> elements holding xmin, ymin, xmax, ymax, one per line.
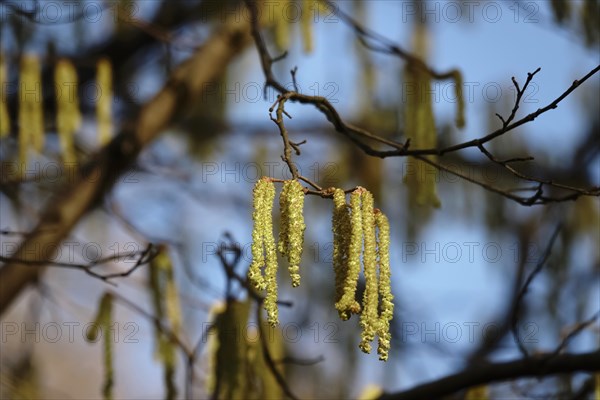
<box><xmin>96</xmin><ymin>58</ymin><xmax>113</xmax><ymax>145</ymax></box>
<box><xmin>277</xmin><ymin>179</ymin><xmax>306</xmax><ymax>287</ymax></box>
<box><xmin>0</xmin><ymin>54</ymin><xmax>9</xmax><ymax>138</ymax></box>
<box><xmin>19</xmin><ymin>55</ymin><xmax>44</xmax><ymax>167</ymax></box>
<box><xmin>55</xmin><ymin>59</ymin><xmax>81</xmax><ymax>164</ymax></box>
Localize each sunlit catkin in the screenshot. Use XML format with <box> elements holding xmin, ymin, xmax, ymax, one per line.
<box><xmin>248</xmin><ymin>178</ymin><xmax>279</xmax><ymax>326</ymax></box>
<box><xmin>96</xmin><ymin>58</ymin><xmax>113</xmax><ymax>145</ymax></box>
<box><xmin>278</xmin><ymin>179</ymin><xmax>306</xmax><ymax>287</ymax></box>
<box><xmin>249</xmin><ymin>178</ymin><xmax>271</xmax><ymax>290</ymax></box>
<box><xmin>332</xmin><ymin>188</ymin><xmax>351</xmax><ymax>312</ymax></box>
<box><xmin>19</xmin><ymin>55</ymin><xmax>44</xmax><ymax>167</ymax></box>
<box><xmin>55</xmin><ymin>59</ymin><xmax>81</xmax><ymax>164</ymax></box>
<box><xmin>375</xmin><ymin>210</ymin><xmax>393</xmax><ymax>361</ymax></box>
<box><xmin>359</xmin><ymin>190</ymin><xmax>378</xmax><ymax>354</ymax></box>
<box><xmin>262</xmin><ymin>180</ymin><xmax>279</xmax><ymax>326</ymax></box>
<box><xmin>0</xmin><ymin>55</ymin><xmax>9</xmax><ymax>138</ymax></box>
<box><xmin>335</xmin><ymin>188</ymin><xmax>363</xmax><ymax>320</ymax></box>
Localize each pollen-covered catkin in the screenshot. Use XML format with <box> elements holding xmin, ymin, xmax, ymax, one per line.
<box><xmin>375</xmin><ymin>210</ymin><xmax>393</xmax><ymax>361</ymax></box>
<box><xmin>249</xmin><ymin>178</ymin><xmax>273</xmax><ymax>290</ymax></box>
<box><xmin>332</xmin><ymin>188</ymin><xmax>351</xmax><ymax>309</ymax></box>
<box><xmin>261</xmin><ymin>180</ymin><xmax>279</xmax><ymax>326</ymax></box>
<box><xmin>359</xmin><ymin>190</ymin><xmax>378</xmax><ymax>354</ymax></box>
<box><xmin>277</xmin><ymin>180</ymin><xmax>291</xmax><ymax>257</ymax></box>
<box><xmin>278</xmin><ymin>180</ymin><xmax>305</xmax><ymax>287</ymax></box>
<box><xmin>335</xmin><ymin>188</ymin><xmax>363</xmax><ymax>320</ymax></box>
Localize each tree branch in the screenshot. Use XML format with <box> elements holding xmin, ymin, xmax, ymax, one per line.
<box><xmin>378</xmin><ymin>350</ymin><xmax>600</xmax><ymax>400</ymax></box>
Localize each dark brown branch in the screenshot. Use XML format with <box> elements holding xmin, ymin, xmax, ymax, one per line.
<box><xmin>378</xmin><ymin>350</ymin><xmax>600</xmax><ymax>400</ymax></box>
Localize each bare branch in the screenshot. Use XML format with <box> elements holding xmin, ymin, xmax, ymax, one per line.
<box><xmin>378</xmin><ymin>350</ymin><xmax>600</xmax><ymax>400</ymax></box>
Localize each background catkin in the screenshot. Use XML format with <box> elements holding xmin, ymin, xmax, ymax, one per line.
<box><xmin>55</xmin><ymin>59</ymin><xmax>81</xmax><ymax>164</ymax></box>
<box><xmin>97</xmin><ymin>58</ymin><xmax>113</xmax><ymax>145</ymax></box>
<box><xmin>19</xmin><ymin>55</ymin><xmax>44</xmax><ymax>168</ymax></box>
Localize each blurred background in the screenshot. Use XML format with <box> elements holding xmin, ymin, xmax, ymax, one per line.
<box><xmin>1</xmin><ymin>0</ymin><xmax>599</xmax><ymax>398</ymax></box>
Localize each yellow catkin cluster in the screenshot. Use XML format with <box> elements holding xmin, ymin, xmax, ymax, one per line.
<box><xmin>19</xmin><ymin>55</ymin><xmax>44</xmax><ymax>167</ymax></box>
<box><xmin>331</xmin><ymin>187</ymin><xmax>394</xmax><ymax>361</ymax></box>
<box><xmin>0</xmin><ymin>54</ymin><xmax>9</xmax><ymax>138</ymax></box>
<box><xmin>55</xmin><ymin>59</ymin><xmax>81</xmax><ymax>164</ymax></box>
<box><xmin>96</xmin><ymin>58</ymin><xmax>113</xmax><ymax>145</ymax></box>
<box><xmin>277</xmin><ymin>179</ymin><xmax>306</xmax><ymax>287</ymax></box>
<box><xmin>249</xmin><ymin>177</ymin><xmax>279</xmax><ymax>326</ymax></box>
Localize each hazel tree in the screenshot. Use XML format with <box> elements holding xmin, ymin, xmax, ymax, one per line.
<box><xmin>0</xmin><ymin>1</ymin><xmax>599</xmax><ymax>399</ymax></box>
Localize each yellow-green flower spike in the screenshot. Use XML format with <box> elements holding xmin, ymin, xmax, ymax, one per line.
<box><xmin>249</xmin><ymin>177</ymin><xmax>282</xmax><ymax>326</ymax></box>
<box><xmin>97</xmin><ymin>58</ymin><xmax>113</xmax><ymax>145</ymax></box>
<box><xmin>332</xmin><ymin>188</ymin><xmax>351</xmax><ymax>308</ymax></box>
<box><xmin>277</xmin><ymin>180</ymin><xmax>291</xmax><ymax>257</ymax></box>
<box><xmin>261</xmin><ymin>179</ymin><xmax>279</xmax><ymax>326</ymax></box>
<box><xmin>335</xmin><ymin>188</ymin><xmax>363</xmax><ymax>320</ymax></box>
<box><xmin>249</xmin><ymin>178</ymin><xmax>271</xmax><ymax>290</ymax></box>
<box><xmin>375</xmin><ymin>210</ymin><xmax>393</xmax><ymax>361</ymax></box>
<box><xmin>359</xmin><ymin>190</ymin><xmax>378</xmax><ymax>354</ymax></box>
<box><xmin>301</xmin><ymin>0</ymin><xmax>314</xmax><ymax>53</ymax></box>
<box><xmin>19</xmin><ymin>55</ymin><xmax>44</xmax><ymax>168</ymax></box>
<box><xmin>55</xmin><ymin>59</ymin><xmax>81</xmax><ymax>164</ymax></box>
<box><xmin>273</xmin><ymin>0</ymin><xmax>290</xmax><ymax>51</ymax></box>
<box><xmin>0</xmin><ymin>54</ymin><xmax>10</xmax><ymax>138</ymax></box>
<box><xmin>280</xmin><ymin>180</ymin><xmax>305</xmax><ymax>287</ymax></box>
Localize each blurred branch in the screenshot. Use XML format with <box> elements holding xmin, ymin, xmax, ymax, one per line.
<box><xmin>0</xmin><ymin>11</ymin><xmax>252</xmax><ymax>316</ymax></box>
<box><xmin>0</xmin><ymin>243</ymin><xmax>157</xmax><ymax>283</ymax></box>
<box><xmin>551</xmin><ymin>310</ymin><xmax>600</xmax><ymax>357</ymax></box>
<box><xmin>378</xmin><ymin>350</ymin><xmax>600</xmax><ymax>400</ymax></box>
<box><xmin>512</xmin><ymin>224</ymin><xmax>562</xmax><ymax>356</ymax></box>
